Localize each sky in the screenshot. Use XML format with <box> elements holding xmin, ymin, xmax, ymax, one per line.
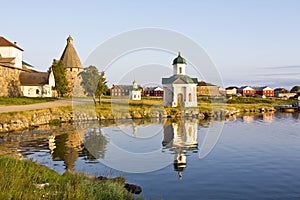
<box><xmin>2</xmin><ymin>0</ymin><xmax>300</xmax><ymax>89</ymax></box>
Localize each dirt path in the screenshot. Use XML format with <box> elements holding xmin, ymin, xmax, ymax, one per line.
<box><xmin>0</xmin><ymin>99</ymin><xmax>90</xmax><ymax>114</ymax></box>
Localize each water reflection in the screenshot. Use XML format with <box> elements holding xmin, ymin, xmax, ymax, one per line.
<box><xmin>242</xmin><ymin>113</ymin><xmax>275</xmax><ymax>123</ymax></box>
<box><xmin>1</xmin><ymin>113</ymin><xmax>300</xmax><ymax>199</ymax></box>
<box><xmin>1</xmin><ymin>112</ymin><xmax>298</xmax><ymax>175</ymax></box>
<box><xmin>49</xmin><ymin>126</ymin><xmax>108</xmax><ymax>172</ymax></box>
<box><xmin>162</xmin><ymin>119</ymin><xmax>198</xmax><ymax>179</ymax></box>
<box><xmin>50</xmin><ymin>133</ymin><xmax>83</xmax><ymax>172</ymax></box>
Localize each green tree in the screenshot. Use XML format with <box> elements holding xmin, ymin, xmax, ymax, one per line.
<box><xmin>79</xmin><ymin>66</ymin><xmax>108</xmax><ymax>104</ymax></box>
<box><xmin>50</xmin><ymin>59</ymin><xmax>69</xmax><ymax>97</ymax></box>
<box><xmin>95</xmin><ymin>71</ymin><xmax>108</xmax><ymax>104</ymax></box>
<box><xmin>290</xmin><ymin>86</ymin><xmax>300</xmax><ymax>93</ymax></box>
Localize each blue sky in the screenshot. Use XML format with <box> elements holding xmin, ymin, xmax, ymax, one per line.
<box><xmin>2</xmin><ymin>0</ymin><xmax>300</xmax><ymax>89</ymax></box>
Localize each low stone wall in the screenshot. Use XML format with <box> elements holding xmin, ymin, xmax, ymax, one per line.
<box><xmin>0</xmin><ymin>108</ymin><xmax>97</xmax><ymax>133</ymax></box>
<box><xmin>0</xmin><ymin>105</ymin><xmax>276</xmax><ymax>133</ymax></box>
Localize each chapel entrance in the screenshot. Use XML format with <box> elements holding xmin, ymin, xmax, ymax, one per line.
<box><xmin>177</xmin><ymin>93</ymin><xmax>183</xmax><ymax>107</ymax></box>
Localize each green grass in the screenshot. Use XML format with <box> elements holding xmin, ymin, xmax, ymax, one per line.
<box><xmin>0</xmin><ymin>156</ymin><xmax>134</xmax><ymax>200</ymax></box>
<box><xmin>226</xmin><ymin>96</ymin><xmax>295</xmax><ymax>105</ymax></box>
<box><xmin>49</xmin><ymin>119</ymin><xmax>62</xmax><ymax>126</ymax></box>
<box><xmin>0</xmin><ymin>97</ymin><xmax>58</xmax><ymax>105</ymax></box>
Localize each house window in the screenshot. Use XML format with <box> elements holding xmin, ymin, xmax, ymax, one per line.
<box><xmin>36</xmin><ymin>89</ymin><xmax>40</xmax><ymax>95</ymax></box>
<box><xmin>134</xmin><ymin>95</ymin><xmax>136</xmax><ymax>98</ymax></box>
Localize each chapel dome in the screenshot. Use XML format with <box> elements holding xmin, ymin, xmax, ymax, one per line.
<box><xmin>172</xmin><ymin>52</ymin><xmax>186</xmax><ymax>65</ymax></box>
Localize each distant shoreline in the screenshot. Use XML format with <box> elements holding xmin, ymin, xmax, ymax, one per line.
<box><xmin>0</xmin><ymin>101</ymin><xmax>284</xmax><ymax>133</ymax></box>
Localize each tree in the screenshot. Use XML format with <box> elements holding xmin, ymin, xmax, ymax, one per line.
<box><xmin>79</xmin><ymin>66</ymin><xmax>108</xmax><ymax>104</ymax></box>
<box><xmin>290</xmin><ymin>86</ymin><xmax>300</xmax><ymax>93</ymax></box>
<box><xmin>50</xmin><ymin>59</ymin><xmax>69</xmax><ymax>97</ymax></box>
<box><xmin>95</xmin><ymin>71</ymin><xmax>108</xmax><ymax>104</ymax></box>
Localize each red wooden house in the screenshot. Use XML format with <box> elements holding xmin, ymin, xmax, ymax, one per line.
<box><xmin>254</xmin><ymin>86</ymin><xmax>274</xmax><ymax>97</ymax></box>
<box><xmin>238</xmin><ymin>86</ymin><xmax>255</xmax><ymax>96</ymax></box>
<box><xmin>144</xmin><ymin>86</ymin><xmax>164</xmax><ymax>97</ymax></box>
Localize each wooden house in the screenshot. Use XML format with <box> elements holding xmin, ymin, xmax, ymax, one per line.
<box><xmin>238</xmin><ymin>86</ymin><xmax>255</xmax><ymax>96</ymax></box>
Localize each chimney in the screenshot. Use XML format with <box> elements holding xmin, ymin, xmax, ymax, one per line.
<box><xmin>14</xmin><ymin>42</ymin><xmax>17</xmax><ymax>45</ymax></box>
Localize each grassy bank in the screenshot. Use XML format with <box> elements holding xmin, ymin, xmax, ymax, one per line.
<box><xmin>0</xmin><ymin>97</ymin><xmax>58</xmax><ymax>105</ymax></box>
<box><xmin>0</xmin><ymin>96</ymin><xmax>296</xmax><ymax>128</ymax></box>
<box><xmin>0</xmin><ymin>156</ymin><xmax>134</xmax><ymax>200</ymax></box>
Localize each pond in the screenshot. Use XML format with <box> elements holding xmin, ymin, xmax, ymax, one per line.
<box><xmin>1</xmin><ymin>112</ymin><xmax>300</xmax><ymax>200</ymax></box>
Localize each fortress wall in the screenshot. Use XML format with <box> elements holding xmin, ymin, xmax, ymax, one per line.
<box><xmin>0</xmin><ymin>65</ymin><xmax>23</xmax><ymax>97</ymax></box>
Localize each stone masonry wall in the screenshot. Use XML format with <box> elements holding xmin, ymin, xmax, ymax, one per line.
<box><xmin>0</xmin><ymin>65</ymin><xmax>23</xmax><ymax>97</ymax></box>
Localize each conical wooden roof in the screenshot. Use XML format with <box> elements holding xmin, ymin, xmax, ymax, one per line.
<box><xmin>60</xmin><ymin>36</ymin><xmax>82</xmax><ymax>68</ymax></box>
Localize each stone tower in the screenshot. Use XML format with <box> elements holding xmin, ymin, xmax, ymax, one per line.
<box><xmin>60</xmin><ymin>35</ymin><xmax>85</xmax><ymax>97</ymax></box>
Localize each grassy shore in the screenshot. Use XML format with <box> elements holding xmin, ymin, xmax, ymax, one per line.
<box><xmin>0</xmin><ymin>97</ymin><xmax>58</xmax><ymax>105</ymax></box>
<box><xmin>0</xmin><ymin>96</ymin><xmax>297</xmax><ymax>124</ymax></box>
<box><xmin>0</xmin><ymin>156</ymin><xmax>135</xmax><ymax>200</ymax></box>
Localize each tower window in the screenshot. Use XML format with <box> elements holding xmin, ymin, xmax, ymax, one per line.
<box><xmin>179</xmin><ymin>67</ymin><xmax>182</xmax><ymax>74</ymax></box>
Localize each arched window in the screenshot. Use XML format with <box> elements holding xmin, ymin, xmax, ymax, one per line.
<box><xmin>189</xmin><ymin>93</ymin><xmax>192</xmax><ymax>102</ymax></box>
<box><xmin>179</xmin><ymin>67</ymin><xmax>182</xmax><ymax>74</ymax></box>
<box><xmin>36</xmin><ymin>89</ymin><xmax>40</xmax><ymax>95</ymax></box>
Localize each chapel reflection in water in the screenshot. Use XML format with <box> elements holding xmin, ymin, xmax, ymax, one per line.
<box><xmin>162</xmin><ymin>119</ymin><xmax>198</xmax><ymax>179</ymax></box>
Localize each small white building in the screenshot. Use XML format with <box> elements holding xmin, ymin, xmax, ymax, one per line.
<box><xmin>226</xmin><ymin>87</ymin><xmax>238</xmax><ymax>95</ymax></box>
<box><xmin>20</xmin><ymin>71</ymin><xmax>55</xmax><ymax>97</ymax></box>
<box><xmin>162</xmin><ymin>52</ymin><xmax>198</xmax><ymax>107</ymax></box>
<box><xmin>130</xmin><ymin>80</ymin><xmax>141</xmax><ymax>100</ymax></box>
<box><xmin>0</xmin><ymin>36</ymin><xmax>23</xmax><ymax>69</ymax></box>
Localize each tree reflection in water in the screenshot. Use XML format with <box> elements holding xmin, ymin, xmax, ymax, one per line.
<box><xmin>50</xmin><ymin>127</ymin><xmax>107</xmax><ymax>172</ymax></box>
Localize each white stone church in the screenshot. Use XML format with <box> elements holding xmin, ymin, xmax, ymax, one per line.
<box><xmin>162</xmin><ymin>52</ymin><xmax>198</xmax><ymax>107</ymax></box>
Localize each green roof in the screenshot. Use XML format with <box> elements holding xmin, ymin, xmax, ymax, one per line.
<box><xmin>22</xmin><ymin>61</ymin><xmax>34</xmax><ymax>68</ymax></box>
<box><xmin>172</xmin><ymin>52</ymin><xmax>186</xmax><ymax>65</ymax></box>
<box><xmin>162</xmin><ymin>74</ymin><xmax>198</xmax><ymax>84</ymax></box>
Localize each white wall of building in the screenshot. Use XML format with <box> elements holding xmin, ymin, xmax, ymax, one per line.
<box><xmin>163</xmin><ymin>84</ymin><xmax>173</xmax><ymax>106</ymax></box>
<box><xmin>173</xmin><ymin>63</ymin><xmax>186</xmax><ymax>75</ymax></box>
<box><xmin>226</xmin><ymin>88</ymin><xmax>237</xmax><ymax>95</ymax></box>
<box><xmin>21</xmin><ymin>85</ymin><xmax>53</xmax><ymax>97</ymax></box>
<box><xmin>172</xmin><ymin>84</ymin><xmax>197</xmax><ymax>107</ymax></box>
<box><xmin>130</xmin><ymin>90</ymin><xmax>141</xmax><ymax>100</ymax></box>
<box><xmin>0</xmin><ymin>46</ymin><xmax>23</xmax><ymax>69</ymax></box>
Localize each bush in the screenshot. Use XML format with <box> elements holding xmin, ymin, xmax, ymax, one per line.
<box><xmin>49</xmin><ymin>119</ymin><xmax>62</xmax><ymax>126</ymax></box>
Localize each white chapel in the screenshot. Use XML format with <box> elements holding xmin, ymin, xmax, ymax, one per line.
<box><xmin>162</xmin><ymin>52</ymin><xmax>198</xmax><ymax>107</ymax></box>
<box><xmin>130</xmin><ymin>80</ymin><xmax>141</xmax><ymax>100</ymax></box>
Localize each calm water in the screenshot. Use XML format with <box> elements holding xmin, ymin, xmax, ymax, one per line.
<box><xmin>1</xmin><ymin>112</ymin><xmax>300</xmax><ymax>200</ymax></box>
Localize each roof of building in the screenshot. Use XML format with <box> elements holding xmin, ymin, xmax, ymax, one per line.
<box><xmin>0</xmin><ymin>36</ymin><xmax>23</xmax><ymax>51</ymax></box>
<box><xmin>111</xmin><ymin>84</ymin><xmax>143</xmax><ymax>90</ymax></box>
<box><xmin>22</xmin><ymin>61</ymin><xmax>34</xmax><ymax>68</ymax></box>
<box><xmin>252</xmin><ymin>86</ymin><xmax>274</xmax><ymax>91</ymax></box>
<box><xmin>111</xmin><ymin>85</ymin><xmax>133</xmax><ymax>90</ymax></box>
<box><xmin>19</xmin><ymin>72</ymin><xmax>50</xmax><ymax>86</ymax></box>
<box><xmin>197</xmin><ymin>81</ymin><xmax>217</xmax><ymax>87</ymax></box>
<box><xmin>162</xmin><ymin>74</ymin><xmax>198</xmax><ymax>84</ymax></box>
<box><xmin>60</xmin><ymin>36</ymin><xmax>82</xmax><ymax>68</ymax></box>
<box><xmin>226</xmin><ymin>86</ymin><xmax>238</xmax><ymax>90</ymax></box>
<box><xmin>144</xmin><ymin>86</ymin><xmax>163</xmax><ymax>91</ymax></box>
<box><xmin>239</xmin><ymin>86</ymin><xmax>254</xmax><ymax>90</ymax></box>
<box><xmin>172</xmin><ymin>52</ymin><xmax>186</xmax><ymax>65</ymax></box>
<box><xmin>0</xmin><ymin>57</ymin><xmax>15</xmax><ymax>65</ymax></box>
